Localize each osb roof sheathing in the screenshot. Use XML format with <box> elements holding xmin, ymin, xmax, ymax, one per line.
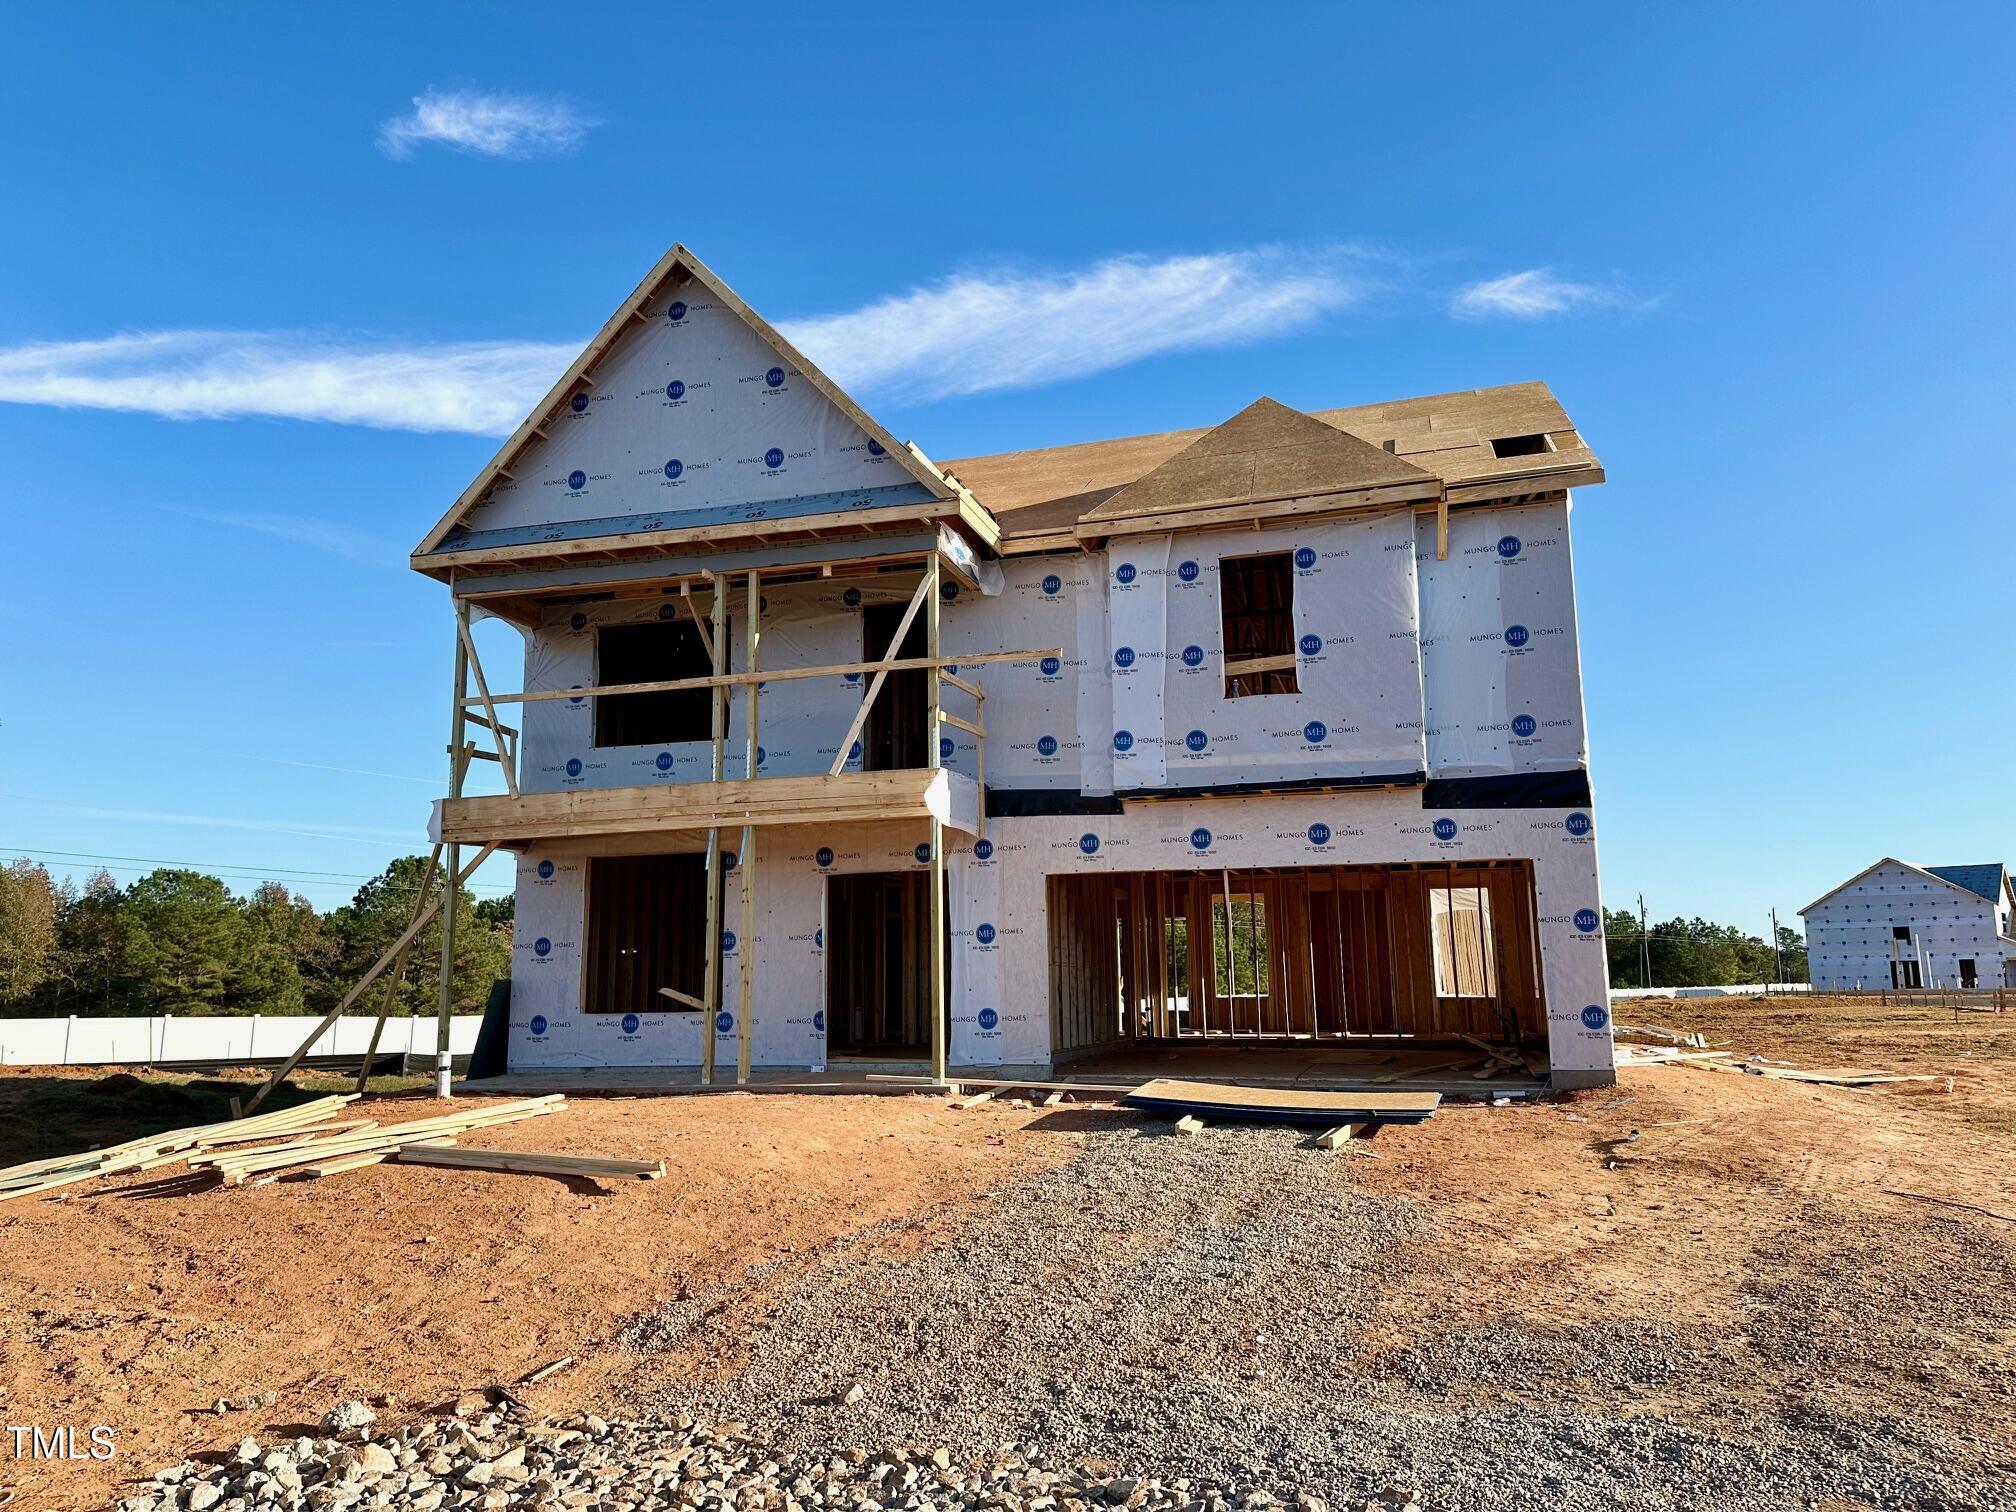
<box><xmin>1080</xmin><ymin>397</ymin><xmax>1440</xmax><ymax>527</ymax></box>
<box><xmin>944</xmin><ymin>380</ymin><xmax>1604</xmax><ymax>544</ymax></box>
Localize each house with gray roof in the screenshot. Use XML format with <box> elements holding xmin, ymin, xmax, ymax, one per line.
<box><xmin>1801</xmin><ymin>859</ymin><xmax>2016</xmax><ymax>990</ymax></box>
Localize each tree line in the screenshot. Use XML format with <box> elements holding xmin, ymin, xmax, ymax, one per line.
<box><xmin>0</xmin><ymin>856</ymin><xmax>512</xmax><ymax>1018</ymax></box>
<box><xmin>1603</xmin><ymin>908</ymin><xmax>1806</xmax><ymax>989</ymax></box>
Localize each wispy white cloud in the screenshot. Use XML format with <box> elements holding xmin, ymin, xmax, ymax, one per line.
<box><xmin>780</xmin><ymin>248</ymin><xmax>1377</xmax><ymax>403</ymax></box>
<box><xmin>168</xmin><ymin>507</ymin><xmax>402</xmax><ymax>565</ymax></box>
<box><xmin>1448</xmin><ymin>267</ymin><xmax>1641</xmax><ymax>320</ymax></box>
<box><xmin>378</xmin><ymin>88</ymin><xmax>593</xmax><ymax>160</ymax></box>
<box><xmin>0</xmin><ymin>246</ymin><xmax>1378</xmax><ymax>434</ymax></box>
<box><xmin>0</xmin><ymin>329</ymin><xmax>576</xmax><ymax>433</ymax></box>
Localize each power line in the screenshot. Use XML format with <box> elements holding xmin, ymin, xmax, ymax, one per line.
<box><xmin>1</xmin><ymin>845</ymin><xmax>513</xmax><ymax>894</ymax></box>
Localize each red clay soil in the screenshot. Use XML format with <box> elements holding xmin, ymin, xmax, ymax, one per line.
<box><xmin>0</xmin><ymin>1081</ymin><xmax>1076</xmax><ymax>1511</ymax></box>
<box><xmin>3</xmin><ymin>999</ymin><xmax>2012</xmax><ymax>1511</ymax></box>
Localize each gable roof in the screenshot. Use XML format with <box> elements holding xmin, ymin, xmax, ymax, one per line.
<box><xmin>1076</xmin><ymin>396</ymin><xmax>1440</xmax><ymax>534</ymax></box>
<box><xmin>1924</xmin><ymin>863</ymin><xmax>2009</xmax><ymax>906</ymax></box>
<box><xmin>1799</xmin><ymin>857</ymin><xmax>2011</xmax><ymax>915</ymax></box>
<box><xmin>411</xmin><ymin>243</ymin><xmax>955</xmax><ymax>570</ymax></box>
<box><xmin>944</xmin><ymin>380</ymin><xmax>1603</xmax><ymax>547</ymax></box>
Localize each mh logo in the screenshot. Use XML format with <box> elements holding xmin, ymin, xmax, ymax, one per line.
<box><xmin>1040</xmin><ymin>656</ymin><xmax>1061</xmax><ymax>675</ymax></box>
<box><xmin>567</xmin><ymin>470</ymin><xmax>587</xmax><ymax>490</ymax></box>
<box><xmin>915</xmin><ymin>842</ymin><xmax>933</xmax><ymax>863</ymax></box>
<box><xmin>816</xmin><ymin>847</ymin><xmax>834</xmax><ymax>867</ymax></box>
<box><xmin>1504</xmin><ymin>624</ymin><xmax>1530</xmax><ymax>648</ymax></box>
<box><xmin>940</xmin><ymin>736</ymin><xmax>954</xmax><ymax>760</ymax></box>
<box><xmin>867</xmin><ymin>437</ymin><xmax>886</xmax><ymax>455</ymax></box>
<box><xmin>1565</xmin><ymin>812</ymin><xmax>1593</xmax><ymax>837</ymax></box>
<box><xmin>1580</xmin><ymin>1003</ymin><xmax>1609</xmax><ymax>1031</ymax></box>
<box><xmin>1041</xmin><ymin>574</ymin><xmax>1062</xmax><ymax>595</ymax></box>
<box><xmin>665</xmin><ymin>379</ymin><xmax>685</xmax><ymax>401</ymax></box>
<box><xmin>666</xmin><ymin>300</ymin><xmax>687</xmax><ymax>321</ymax></box>
<box><xmin>764</xmin><ymin>447</ymin><xmax>784</xmax><ymax>468</ymax></box>
<box><xmin>723</xmin><ymin>851</ymin><xmax>738</xmax><ymax>870</ymax></box>
<box><xmin>1113</xmin><ymin>730</ymin><xmax>1134</xmax><ymax>752</ymax></box>
<box><xmin>973</xmin><ymin>838</ymin><xmax>994</xmax><ymax>860</ymax></box>
<box><xmin>569</xmin><ymin>685</ymin><xmax>585</xmax><ymax>704</ymax></box>
<box><xmin>765</xmin><ymin>366</ymin><xmax>785</xmax><ymax>388</ymax></box>
<box><xmin>941</xmin><ymin>581</ymin><xmax>959</xmax><ymax>601</ymax></box>
<box><xmin>756</xmin><ymin>745</ymin><xmax>767</xmax><ymax>767</ymax></box>
<box><xmin>815</xmin><ymin>929</ymin><xmax>824</xmax><ymax>948</ymax></box>
<box><xmin>656</xmin><ymin>752</ymin><xmax>674</xmax><ymax>771</ymax></box>
<box><xmin>1177</xmin><ymin>560</ymin><xmax>1199</xmax><ymax>582</ymax></box>
<box><xmin>570</xmin><ymin>393</ymin><xmax>589</xmax><ymax>413</ymax></box>
<box><xmin>529</xmin><ymin>1015</ymin><xmax>548</xmax><ymax>1035</ymax></box>
<box><xmin>1574</xmin><ymin>908</ymin><xmax>1601</xmax><ymax>933</ymax></box>
<box><xmin>1190</xmin><ymin>827</ymin><xmax>1212</xmax><ymax>851</ymax></box>
<box><xmin>978</xmin><ymin>1008</ymin><xmax>1000</xmax><ymax>1031</ymax></box>
<box><xmin>843</xmin><ymin>587</ymin><xmax>862</xmax><ymax>607</ymax></box>
<box><xmin>1037</xmin><ymin>735</ymin><xmax>1058</xmax><ymax>756</ymax></box>
<box><xmin>1078</xmin><ymin>833</ymin><xmax>1101</xmax><ymax>855</ymax></box>
<box><xmin>533</xmin><ymin>938</ymin><xmax>552</xmax><ymax>957</ymax></box>
<box><xmin>1308</xmin><ymin>823</ymin><xmax>1331</xmax><ymax>846</ymax></box>
<box><xmin>1512</xmin><ymin>714</ymin><xmax>1537</xmax><ymax>738</ymax></box>
<box><xmin>1185</xmin><ymin>729</ymin><xmax>1208</xmax><ymax>752</ymax></box>
<box><xmin>621</xmin><ymin>1013</ymin><xmax>641</xmax><ymax>1034</ymax></box>
<box><xmin>848</xmin><ymin>740</ymin><xmax>863</xmax><ymax>761</ymax></box>
<box><xmin>722</xmin><ymin>930</ymin><xmax>737</xmax><ymax>952</ymax></box>
<box><xmin>716</xmin><ymin>1011</ymin><xmax>734</xmax><ymax>1033</ymax></box>
<box><xmin>1115</xmin><ymin>563</ymin><xmax>1137</xmax><ymax>584</ymax></box>
<box><xmin>1114</xmin><ymin>647</ymin><xmax>1135</xmax><ymax>668</ymax></box>
<box><xmin>1299</xmin><ymin>633</ymin><xmax>1322</xmax><ymax>656</ymax></box>
<box><xmin>976</xmin><ymin>923</ymin><xmax>997</xmax><ymax>944</ymax></box>
<box><xmin>569</xmin><ymin>612</ymin><xmax>589</xmax><ymax>630</ymax></box>
<box><xmin>1432</xmin><ymin>818</ymin><xmax>1459</xmax><ymax>841</ymax></box>
<box><xmin>813</xmin><ymin>1009</ymin><xmax>825</xmax><ymax>1031</ymax></box>
<box><xmin>537</xmin><ymin>859</ymin><xmax>555</xmax><ymax>880</ymax></box>
<box><xmin>659</xmin><ymin>603</ymin><xmax>679</xmax><ymax>619</ymax></box>
<box><xmin>664</xmin><ymin>459</ymin><xmax>683</xmax><ymax>480</ymax></box>
<box><xmin>1182</xmin><ymin>645</ymin><xmax>1205</xmax><ymax>667</ymax></box>
<box><xmin>1497</xmin><ymin>535</ymin><xmax>1521</xmax><ymax>558</ymax></box>
<box><xmin>565</xmin><ymin>758</ymin><xmax>583</xmax><ymax>777</ymax></box>
<box><xmin>1303</xmin><ymin>720</ymin><xmax>1327</xmax><ymax>743</ymax></box>
<box><xmin>1294</xmin><ymin>546</ymin><xmax>1317</xmax><ymax>569</ymax></box>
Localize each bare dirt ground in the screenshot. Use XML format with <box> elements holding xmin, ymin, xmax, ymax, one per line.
<box><xmin>2</xmin><ymin>996</ymin><xmax>2012</xmax><ymax>1510</ymax></box>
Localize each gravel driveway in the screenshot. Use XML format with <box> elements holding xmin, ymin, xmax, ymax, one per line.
<box><xmin>618</xmin><ymin>1111</ymin><xmax>2014</xmax><ymax>1512</ymax></box>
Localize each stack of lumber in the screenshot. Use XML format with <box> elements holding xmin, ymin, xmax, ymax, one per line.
<box><xmin>0</xmin><ymin>1093</ymin><xmax>363</xmax><ymax>1201</ymax></box>
<box><xmin>1615</xmin><ymin>1043</ymin><xmax>1942</xmax><ymax>1087</ymax></box>
<box><xmin>0</xmin><ymin>1093</ymin><xmax>665</xmax><ymax>1198</ymax></box>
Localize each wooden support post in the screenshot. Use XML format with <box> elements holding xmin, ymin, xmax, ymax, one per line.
<box><xmin>701</xmin><ymin>572</ymin><xmax>726</xmax><ymax>1087</ymax></box>
<box><xmin>1436</xmin><ymin>497</ymin><xmax>1449</xmax><ymax>561</ymax></box>
<box><xmin>927</xmin><ymin>556</ymin><xmax>948</xmax><ymax>1084</ymax></box>
<box><xmin>242</xmin><ymin>843</ymin><xmax>496</xmax><ymax>1115</ymax></box>
<box><xmin>826</xmin><ymin>570</ymin><xmax>934</xmax><ymax>777</ymax></box>
<box><xmin>974</xmin><ymin>685</ymin><xmax>987</xmax><ymax>842</ymax></box>
<box><xmin>457</xmin><ymin>609</ymin><xmax>519</xmax><ymax>799</ymax></box>
<box><xmin>438</xmin><ymin>609</ymin><xmax>470</xmax><ymax>1099</ymax></box>
<box><xmin>737</xmin><ymin>569</ymin><xmax>759</xmax><ymax>1086</ymax></box>
<box><xmin>353</xmin><ymin>844</ymin><xmax>442</xmax><ymax>1093</ymax></box>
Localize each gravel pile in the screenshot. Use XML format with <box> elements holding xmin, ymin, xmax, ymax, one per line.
<box><xmin>109</xmin><ymin>1395</ymin><xmax>1373</xmax><ymax>1512</ymax></box>
<box><xmin>615</xmin><ymin>1116</ymin><xmax>2010</xmax><ymax>1512</ymax></box>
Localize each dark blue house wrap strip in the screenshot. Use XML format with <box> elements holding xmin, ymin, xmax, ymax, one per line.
<box><xmin>431</xmin><ymin>481</ymin><xmax>941</xmax><ymax>555</ymax></box>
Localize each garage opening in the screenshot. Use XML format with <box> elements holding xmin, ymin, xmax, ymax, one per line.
<box><xmin>1048</xmin><ymin>861</ymin><xmax>1544</xmax><ymax>1056</ymax></box>
<box><xmin>825</xmin><ymin>871</ymin><xmax>945</xmax><ymax>1058</ymax></box>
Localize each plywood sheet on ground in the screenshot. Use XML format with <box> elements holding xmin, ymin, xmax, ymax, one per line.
<box><xmin>1122</xmin><ymin>1077</ymin><xmax>1439</xmax><ymax>1125</ymax></box>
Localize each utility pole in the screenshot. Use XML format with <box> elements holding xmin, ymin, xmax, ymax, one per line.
<box><xmin>1769</xmin><ymin>907</ymin><xmax>1782</xmax><ymax>993</ymax></box>
<box><xmin>1637</xmin><ymin>893</ymin><xmax>1651</xmax><ymax>988</ymax></box>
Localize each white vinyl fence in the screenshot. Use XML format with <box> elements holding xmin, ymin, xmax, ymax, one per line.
<box><xmin>1610</xmin><ymin>983</ymin><xmax>1812</xmax><ymax>1000</ymax></box>
<box><xmin>0</xmin><ymin>1014</ymin><xmax>483</xmax><ymax>1068</ymax></box>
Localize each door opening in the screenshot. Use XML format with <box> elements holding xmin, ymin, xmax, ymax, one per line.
<box><xmin>825</xmin><ymin>871</ymin><xmax>944</xmax><ymax>1058</ymax></box>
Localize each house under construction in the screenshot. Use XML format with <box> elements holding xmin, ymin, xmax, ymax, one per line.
<box><xmin>407</xmin><ymin>245</ymin><xmax>1617</xmax><ymax>1093</ymax></box>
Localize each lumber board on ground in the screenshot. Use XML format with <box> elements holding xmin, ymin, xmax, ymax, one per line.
<box><xmin>1313</xmin><ymin>1124</ymin><xmax>1365</xmax><ymax>1149</ymax></box>
<box><xmin>1173</xmin><ymin>1115</ymin><xmax>1206</xmax><ymax>1135</ymax></box>
<box><xmin>1123</xmin><ymin>1078</ymin><xmax>1439</xmax><ymax>1127</ymax></box>
<box><xmin>1371</xmin><ymin>1057</ymin><xmax>1477</xmax><ymax>1085</ymax></box>
<box><xmin>391</xmin><ymin>1146</ymin><xmax>665</xmax><ymax>1179</ymax></box>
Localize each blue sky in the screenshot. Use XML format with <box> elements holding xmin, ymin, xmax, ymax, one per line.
<box><xmin>1</xmin><ymin>4</ymin><xmax>2011</xmax><ymax>932</ymax></box>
